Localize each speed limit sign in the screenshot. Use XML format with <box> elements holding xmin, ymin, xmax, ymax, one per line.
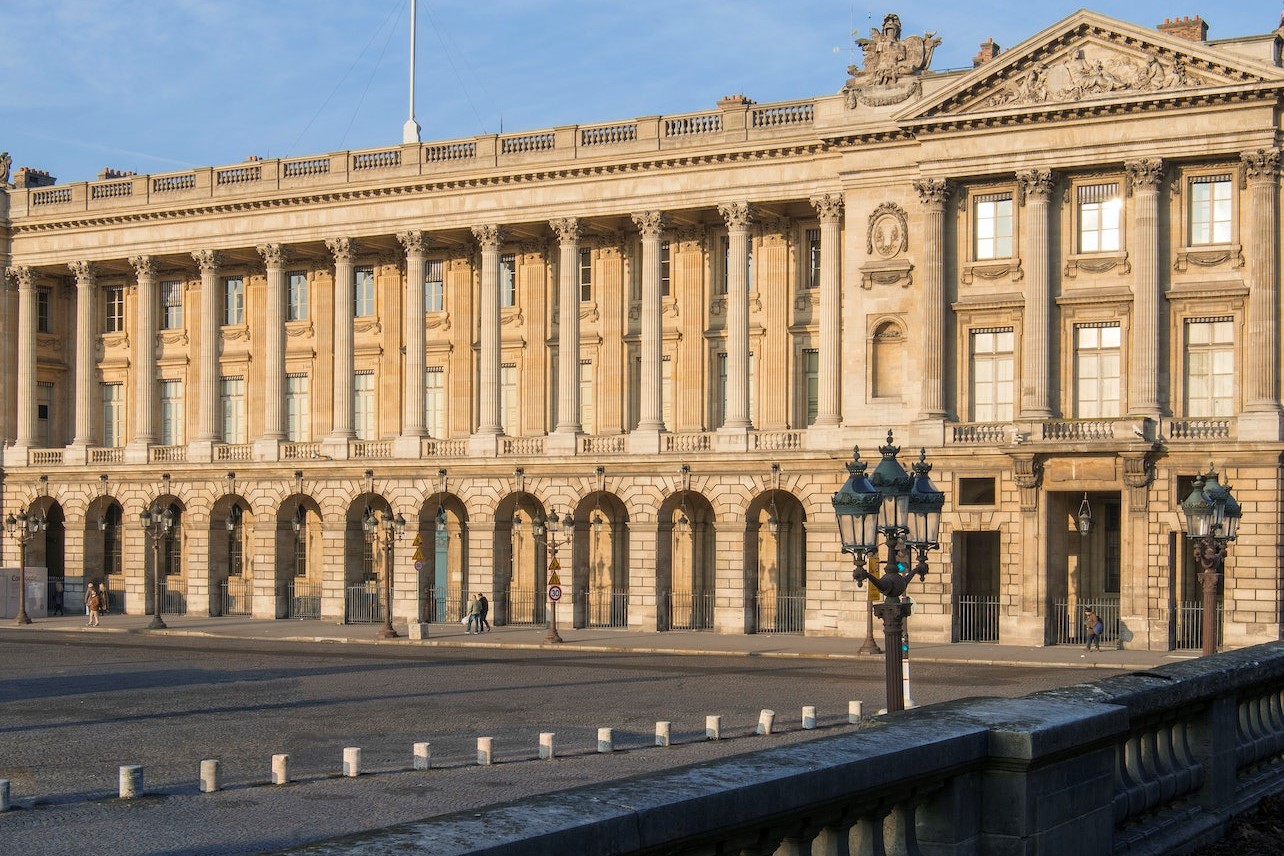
<box><xmin>548</xmin><ymin>585</ymin><xmax>563</xmax><ymax>602</ymax></box>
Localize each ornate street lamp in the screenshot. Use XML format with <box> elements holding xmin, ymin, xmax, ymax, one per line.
<box><xmin>141</xmin><ymin>501</ymin><xmax>175</xmax><ymax>630</ymax></box>
<box><xmin>6</xmin><ymin>505</ymin><xmax>47</xmax><ymax>625</ymax></box>
<box><xmin>363</xmin><ymin>505</ymin><xmax>406</xmax><ymax>640</ymax></box>
<box><xmin>527</xmin><ymin>508</ymin><xmax>574</xmax><ymax>643</ymax></box>
<box><xmin>1180</xmin><ymin>466</ymin><xmax>1240</xmax><ymax>657</ymax></box>
<box><xmin>832</xmin><ymin>432</ymin><xmax>944</xmax><ymax>712</ymax></box>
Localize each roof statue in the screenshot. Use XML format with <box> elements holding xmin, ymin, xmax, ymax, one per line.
<box><xmin>843</xmin><ymin>13</ymin><xmax>941</xmax><ymax>108</ymax></box>
<box><xmin>0</xmin><ymin>151</ymin><xmax>11</xmax><ymax>187</ymax></box>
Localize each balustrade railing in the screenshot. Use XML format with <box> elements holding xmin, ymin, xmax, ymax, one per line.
<box><xmin>500</xmin><ymin>132</ymin><xmax>556</xmax><ymax>155</ymax></box>
<box><xmin>664</xmin><ymin>432</ymin><xmax>712</xmax><ymax>453</ymax></box>
<box><xmin>1166</xmin><ymin>417</ymin><xmax>1233</xmax><ymax>440</ymax></box>
<box><xmin>89</xmin><ymin>447</ymin><xmax>124</xmax><ymax>463</ymax></box>
<box><xmin>351</xmin><ymin>440</ymin><xmax>390</xmax><ymax>459</ymax></box>
<box><xmin>424</xmin><ymin>141</ymin><xmax>476</xmax><ymax>163</ymax></box>
<box><xmin>1042</xmin><ymin>419</ymin><xmax>1116</xmax><ymax>441</ymax></box>
<box><xmin>152</xmin><ymin>174</ymin><xmax>195</xmax><ymax>193</ymax></box>
<box><xmin>282</xmin><ymin>442</ymin><xmax>322</xmax><ymax>460</ymax></box>
<box><xmin>501</xmin><ymin>437</ymin><xmax>546</xmax><ymax>456</ymax></box>
<box><xmin>422</xmin><ymin>438</ymin><xmax>468</xmax><ymax>457</ymax></box>
<box><xmin>31</xmin><ymin>187</ymin><xmax>73</xmax><ymax>205</ymax></box>
<box><xmin>282</xmin><ymin>157</ymin><xmax>330</xmax><ymax>178</ymax></box>
<box><xmin>149</xmin><ymin>445</ymin><xmax>187</xmax><ymax>463</ymax></box>
<box><xmin>665</xmin><ymin>113</ymin><xmax>722</xmax><ymax>137</ymax></box>
<box><xmin>90</xmin><ymin>180</ymin><xmax>133</xmax><ymax>200</ymax></box>
<box><xmin>578</xmin><ymin>434</ymin><xmax>626</xmax><ymax>454</ymax></box>
<box><xmin>215</xmin><ymin>444</ymin><xmax>252</xmax><ymax>462</ymax></box>
<box><xmin>352</xmin><ymin>149</ymin><xmax>400</xmax><ymax>170</ymax></box>
<box><xmin>30</xmin><ymin>449</ymin><xmax>64</xmax><ymax>466</ymax></box>
<box><xmin>216</xmin><ymin>165</ymin><xmax>261</xmax><ymax>185</ymax></box>
<box><xmin>580</xmin><ymin>123</ymin><xmax>637</xmax><ymax>146</ymax></box>
<box><xmin>751</xmin><ymin>101</ymin><xmax>814</xmax><ymax>128</ymax></box>
<box><xmin>949</xmin><ymin>422</ymin><xmax>1009</xmax><ymax>445</ymax></box>
<box><xmin>752</xmin><ymin>431</ymin><xmax>803</xmax><ymax>451</ymax></box>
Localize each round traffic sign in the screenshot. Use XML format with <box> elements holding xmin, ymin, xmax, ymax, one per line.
<box><xmin>548</xmin><ymin>585</ymin><xmax>562</xmax><ymax>602</ymax></box>
<box><xmin>413</xmin><ymin>560</ymin><xmax>425</xmax><ymax>573</ymax></box>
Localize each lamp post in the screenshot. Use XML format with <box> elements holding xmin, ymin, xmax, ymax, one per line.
<box><xmin>832</xmin><ymin>432</ymin><xmax>944</xmax><ymax>713</ymax></box>
<box><xmin>363</xmin><ymin>507</ymin><xmax>406</xmax><ymax>640</ymax></box>
<box><xmin>6</xmin><ymin>505</ymin><xmax>47</xmax><ymax>625</ymax></box>
<box><xmin>141</xmin><ymin>501</ymin><xmax>174</xmax><ymax>630</ymax></box>
<box><xmin>529</xmin><ymin>509</ymin><xmax>574</xmax><ymax>644</ymax></box>
<box><xmin>1180</xmin><ymin>466</ymin><xmax>1240</xmax><ymax>657</ymax></box>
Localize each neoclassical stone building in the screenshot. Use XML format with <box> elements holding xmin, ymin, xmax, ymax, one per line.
<box><xmin>2</xmin><ymin>9</ymin><xmax>1283</xmax><ymax>650</ymax></box>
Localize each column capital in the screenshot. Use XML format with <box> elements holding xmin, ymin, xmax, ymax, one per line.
<box><xmin>396</xmin><ymin>230</ymin><xmax>429</xmax><ymax>257</ymax></box>
<box><xmin>256</xmin><ymin>243</ymin><xmax>290</xmax><ymax>269</ymax></box>
<box><xmin>192</xmin><ymin>249</ymin><xmax>222</xmax><ymax>274</ymax></box>
<box><xmin>1017</xmin><ymin>168</ymin><xmax>1054</xmax><ymax>204</ymax></box>
<box><xmin>717</xmin><ymin>201</ymin><xmax>754</xmax><ymax>230</ymax></box>
<box><xmin>325</xmin><ymin>237</ymin><xmax>356</xmax><ymax>264</ymax></box>
<box><xmin>911</xmin><ymin>178</ymin><xmax>950</xmax><ymax>207</ymax></box>
<box><xmin>471</xmin><ymin>224</ymin><xmax>504</xmax><ymax>250</ymax></box>
<box><xmin>550</xmin><ymin>217</ymin><xmax>582</xmax><ymax>243</ymax></box>
<box><xmin>68</xmin><ymin>260</ymin><xmax>97</xmax><ymax>284</ymax></box>
<box><xmin>1242</xmin><ymin>147</ymin><xmax>1281</xmax><ymax>181</ymax></box>
<box><xmin>631</xmin><ymin>211</ymin><xmax>667</xmax><ymax>238</ymax></box>
<box><xmin>808</xmin><ymin>193</ymin><xmax>845</xmax><ymax>223</ymax></box>
<box><xmin>6</xmin><ymin>265</ymin><xmax>34</xmax><ymax>290</ymax></box>
<box><xmin>129</xmin><ymin>255</ymin><xmax>156</xmax><ymax>280</ymax></box>
<box><xmin>1125</xmin><ymin>158</ymin><xmax>1164</xmax><ymax>191</ymax></box>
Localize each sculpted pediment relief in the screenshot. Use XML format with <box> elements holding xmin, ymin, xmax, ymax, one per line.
<box><xmin>903</xmin><ymin>11</ymin><xmax>1282</xmax><ymax>124</ymax></box>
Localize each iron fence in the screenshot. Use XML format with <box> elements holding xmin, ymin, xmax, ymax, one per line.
<box><xmin>666</xmin><ymin>591</ymin><xmax>714</xmax><ymax>631</ymax></box>
<box><xmin>219</xmin><ymin>576</ymin><xmax>251</xmax><ymax>616</ymax></box>
<box><xmin>1174</xmin><ymin>599</ymin><xmax>1223</xmax><ymax>650</ymax></box>
<box><xmin>755</xmin><ymin>593</ymin><xmax>804</xmax><ymax>634</ymax></box>
<box><xmin>1051</xmin><ymin>596</ymin><xmax>1119</xmax><ymax>646</ymax></box>
<box><xmin>424</xmin><ymin>587</ymin><xmax>463</xmax><ymax>623</ymax></box>
<box><xmin>585</xmin><ymin>590</ymin><xmax>629</xmax><ymax>628</ymax></box>
<box><xmin>955</xmin><ymin>594</ymin><xmax>1000</xmax><ymax>642</ymax></box>
<box><xmin>506</xmin><ymin>587</ymin><xmax>546</xmax><ymax>626</ymax></box>
<box><xmin>286</xmin><ymin>580</ymin><xmax>322</xmax><ymax>619</ymax></box>
<box><xmin>344</xmin><ymin>584</ymin><xmax>383</xmax><ymax>624</ymax></box>
<box><xmin>158</xmin><ymin>580</ymin><xmax>187</xmax><ymax>615</ymax></box>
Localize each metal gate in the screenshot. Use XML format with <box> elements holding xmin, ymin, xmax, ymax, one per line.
<box><xmin>955</xmin><ymin>594</ymin><xmax>999</xmax><ymax>642</ymax></box>
<box><xmin>666</xmin><ymin>591</ymin><xmax>713</xmax><ymax>630</ymax></box>
<box><xmin>286</xmin><ymin>581</ymin><xmax>321</xmax><ymax>619</ymax></box>
<box><xmin>344</xmin><ymin>585</ymin><xmax>382</xmax><ymax>624</ymax></box>
<box><xmin>220</xmin><ymin>577</ymin><xmax>251</xmax><ymax>616</ymax></box>
<box><xmin>755</xmin><ymin>593</ymin><xmax>804</xmax><ymax>634</ymax></box>
<box><xmin>586</xmin><ymin>590</ymin><xmax>629</xmax><ymax>628</ymax></box>
<box><xmin>1051</xmin><ymin>596</ymin><xmax>1119</xmax><ymax>646</ymax></box>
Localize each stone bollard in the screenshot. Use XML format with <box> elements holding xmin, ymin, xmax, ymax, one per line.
<box><xmin>655</xmin><ymin>721</ymin><xmax>671</xmax><ymax>747</ymax></box>
<box><xmin>343</xmin><ymin>747</ymin><xmax>361</xmax><ymax>777</ymax></box>
<box><xmin>272</xmin><ymin>754</ymin><xmax>290</xmax><ymax>785</ymax></box>
<box><xmin>539</xmin><ymin>733</ymin><xmax>555</xmax><ymax>760</ymax></box>
<box><xmin>119</xmin><ymin>765</ymin><xmax>143</xmax><ymax>799</ymax></box>
<box><xmin>477</xmin><ymin>737</ymin><xmax>493</xmax><ymax>766</ymax></box>
<box><xmin>199</xmin><ymin>759</ymin><xmax>221</xmax><ymax>793</ymax></box>
<box><xmin>0</xmin><ymin>779</ymin><xmax>9</xmax><ymax>812</ymax></box>
<box><xmin>756</xmin><ymin>709</ymin><xmax>776</xmax><ymax>735</ymax></box>
<box><xmin>706</xmin><ymin>715</ymin><xmax>721</xmax><ymax>741</ymax></box>
<box><xmin>407</xmin><ymin>622</ymin><xmax>430</xmax><ymax>640</ymax></box>
<box><xmin>413</xmin><ymin>742</ymin><xmax>431</xmax><ymax>770</ymax></box>
<box><xmin>803</xmin><ymin>705</ymin><xmax>817</xmax><ymax>729</ymax></box>
<box><xmin>849</xmin><ymin>700</ymin><xmax>863</xmax><ymax>724</ymax></box>
<box><xmin>597</xmin><ymin>728</ymin><xmax>614</xmax><ymax>753</ymax></box>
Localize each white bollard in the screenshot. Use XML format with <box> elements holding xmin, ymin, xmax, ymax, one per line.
<box><xmin>343</xmin><ymin>747</ymin><xmax>361</xmax><ymax>777</ymax></box>
<box><xmin>655</xmin><ymin>721</ymin><xmax>671</xmax><ymax>747</ymax></box>
<box><xmin>0</xmin><ymin>779</ymin><xmax>10</xmax><ymax>812</ymax></box>
<box><xmin>119</xmin><ymin>765</ymin><xmax>143</xmax><ymax>799</ymax></box>
<box><xmin>802</xmin><ymin>705</ymin><xmax>817</xmax><ymax>729</ymax></box>
<box><xmin>199</xmin><ymin>759</ymin><xmax>221</xmax><ymax>793</ymax></box>
<box><xmin>849</xmin><ymin>700</ymin><xmax>863</xmax><ymax>724</ymax></box>
<box><xmin>272</xmin><ymin>754</ymin><xmax>290</xmax><ymax>785</ymax></box>
<box><xmin>539</xmin><ymin>732</ymin><xmax>555</xmax><ymax>760</ymax></box>
<box><xmin>597</xmin><ymin>728</ymin><xmax>614</xmax><ymax>753</ymax></box>
<box><xmin>413</xmin><ymin>742</ymin><xmax>431</xmax><ymax>770</ymax></box>
<box><xmin>706</xmin><ymin>715</ymin><xmax>722</xmax><ymax>741</ymax></box>
<box><xmin>477</xmin><ymin>737</ymin><xmax>493</xmax><ymax>766</ymax></box>
<box><xmin>756</xmin><ymin>709</ymin><xmax>776</xmax><ymax>735</ymax></box>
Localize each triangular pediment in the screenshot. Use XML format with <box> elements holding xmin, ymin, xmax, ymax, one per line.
<box><xmin>899</xmin><ymin>10</ymin><xmax>1284</xmax><ymax>125</ymax></box>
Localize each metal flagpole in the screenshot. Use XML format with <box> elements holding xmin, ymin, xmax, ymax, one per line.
<box><xmin>402</xmin><ymin>0</ymin><xmax>422</xmax><ymax>143</ymax></box>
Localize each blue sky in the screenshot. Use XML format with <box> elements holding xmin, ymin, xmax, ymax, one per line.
<box><xmin>2</xmin><ymin>1</ymin><xmax>1280</xmax><ymax>185</ymax></box>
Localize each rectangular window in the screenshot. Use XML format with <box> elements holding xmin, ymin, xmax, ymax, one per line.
<box><xmin>805</xmin><ymin>228</ymin><xmax>821</xmax><ymax>289</ymax></box>
<box><xmin>974</xmin><ymin>193</ymin><xmax>1013</xmax><ymax>260</ymax></box>
<box><xmin>424</xmin><ymin>260</ymin><xmax>445</xmax><ymax>313</ymax></box>
<box><xmin>37</xmin><ymin>288</ymin><xmax>51</xmax><ymax>334</ymax></box>
<box><xmin>579</xmin><ymin>248</ymin><xmax>592</xmax><ymax>302</ymax></box>
<box><xmin>802</xmin><ymin>348</ymin><xmax>819</xmax><ymax>426</ymax></box>
<box><xmin>286</xmin><ymin>272</ymin><xmax>308</xmax><ymax>322</ymax></box>
<box><xmin>223</xmin><ymin>277</ymin><xmax>244</xmax><ymax>326</ymax></box>
<box><xmin>716</xmin><ymin>352</ymin><xmax>728</xmax><ymax>427</ymax></box>
<box><xmin>500</xmin><ymin>364</ymin><xmax>517</xmax><ymax>434</ymax></box>
<box><xmin>1074</xmin><ymin>324</ymin><xmax>1121</xmax><ymax>418</ymax></box>
<box><xmin>354</xmin><ymin>266</ymin><xmax>375</xmax><ymax>317</ymax></box>
<box><xmin>160</xmin><ymin>380</ymin><xmax>184</xmax><ymax>446</ymax></box>
<box><xmin>660</xmin><ymin>241</ymin><xmax>672</xmax><ymax>297</ymax></box>
<box><xmin>1078</xmin><ymin>183</ymin><xmax>1121</xmax><ymax>253</ymax></box>
<box><xmin>425</xmin><ymin>367</ymin><xmax>445</xmax><ymax>438</ymax></box>
<box><xmin>1184</xmin><ymin>318</ymin><xmax>1235</xmax><ymax>417</ymax></box>
<box><xmin>1190</xmin><ymin>175</ymin><xmax>1233</xmax><ymax>245</ymax></box>
<box><xmin>37</xmin><ymin>382</ymin><xmax>54</xmax><ymax>448</ymax></box>
<box><xmin>969</xmin><ymin>329</ymin><xmax>1015</xmax><ymax>421</ymax></box>
<box><xmin>105</xmin><ymin>287</ymin><xmax>125</xmax><ymax>333</ymax></box>
<box><xmin>220</xmin><ymin>376</ymin><xmax>246</xmax><ymax>444</ymax></box>
<box><xmin>160</xmin><ymin>280</ymin><xmax>183</xmax><ymax>329</ymax></box>
<box><xmin>661</xmin><ymin>354</ymin><xmax>673</xmax><ymax>431</ymax></box>
<box><xmin>719</xmin><ymin>235</ymin><xmax>752</xmax><ymax>295</ymax></box>
<box><xmin>101</xmin><ymin>383</ymin><xmax>124</xmax><ymax>447</ymax></box>
<box><xmin>500</xmin><ymin>254</ymin><xmax>516</xmax><ymax>308</ymax></box>
<box><xmin>579</xmin><ymin>360</ymin><xmax>595</xmax><ymax>434</ymax></box>
<box><xmin>286</xmin><ymin>374</ymin><xmax>310</xmax><ymax>442</ymax></box>
<box><xmin>353</xmin><ymin>371</ymin><xmax>375</xmax><ymax>440</ymax></box>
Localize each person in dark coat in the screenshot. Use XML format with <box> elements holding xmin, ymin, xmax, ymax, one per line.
<box><xmin>478</xmin><ymin>593</ymin><xmax>491</xmax><ymax>632</ymax></box>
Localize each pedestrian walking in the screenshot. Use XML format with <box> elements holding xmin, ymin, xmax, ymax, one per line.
<box><xmin>1084</xmin><ymin>607</ymin><xmax>1103</xmax><ymax>651</ymax></box>
<box><xmin>98</xmin><ymin>582</ymin><xmax>111</xmax><ymax>617</ymax></box>
<box><xmin>465</xmin><ymin>594</ymin><xmax>481</xmax><ymax>634</ymax></box>
<box><xmin>52</xmin><ymin>579</ymin><xmax>64</xmax><ymax>616</ymax></box>
<box><xmin>478</xmin><ymin>593</ymin><xmax>491</xmax><ymax>632</ymax></box>
<box><xmin>86</xmin><ymin>584</ymin><xmax>101</xmax><ymax>627</ymax></box>
<box><xmin>83</xmin><ymin>582</ymin><xmax>96</xmax><ymax>618</ymax></box>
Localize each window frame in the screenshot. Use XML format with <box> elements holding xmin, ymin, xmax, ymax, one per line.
<box><xmin>972</xmin><ymin>191</ymin><xmax>1015</xmax><ymax>261</ymax></box>
<box><xmin>968</xmin><ymin>327</ymin><xmax>1016</xmax><ymax>423</ymax></box>
<box><xmin>424</xmin><ymin>260</ymin><xmax>445</xmax><ymax>313</ymax></box>
<box><xmin>223</xmin><ymin>277</ymin><xmax>245</xmax><ymax>326</ymax></box>
<box><xmin>160</xmin><ymin>280</ymin><xmax>184</xmax><ymax>330</ymax></box>
<box><xmin>104</xmin><ymin>286</ymin><xmax>125</xmax><ymax>334</ymax></box>
<box><xmin>354</xmin><ymin>266</ymin><xmax>375</xmax><ymax>318</ymax></box>
<box><xmin>286</xmin><ymin>271</ymin><xmax>309</xmax><ymax>322</ymax></box>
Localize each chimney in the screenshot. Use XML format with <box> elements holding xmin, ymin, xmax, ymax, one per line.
<box><xmin>97</xmin><ymin>168</ymin><xmax>136</xmax><ymax>180</ymax></box>
<box><xmin>1157</xmin><ymin>15</ymin><xmax>1208</xmax><ymax>42</ymax></box>
<box><xmin>717</xmin><ymin>94</ymin><xmax>755</xmax><ymax>108</ymax></box>
<box><xmin>973</xmin><ymin>38</ymin><xmax>1001</xmax><ymax>67</ymax></box>
<box><xmin>13</xmin><ymin>167</ymin><xmax>56</xmax><ymax>189</ymax></box>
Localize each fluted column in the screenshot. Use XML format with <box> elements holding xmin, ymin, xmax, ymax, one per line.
<box><xmin>551</xmin><ymin>218</ymin><xmax>583</xmax><ymax>434</ymax></box>
<box><xmin>808</xmin><ymin>195</ymin><xmax>844</xmax><ymax>427</ymax></box>
<box><xmin>473</xmin><ymin>225</ymin><xmax>504</xmax><ymax>435</ymax></box>
<box><xmin>718</xmin><ymin>201</ymin><xmax>753</xmax><ymax>430</ymax></box>
<box><xmin>397</xmin><ymin>231</ymin><xmax>429</xmax><ymax>439</ymax></box>
<box><xmin>1018</xmin><ymin>170</ymin><xmax>1055</xmax><ymax>418</ymax></box>
<box><xmin>632</xmin><ymin>211</ymin><xmax>667</xmax><ymax>432</ymax></box>
<box><xmin>10</xmin><ymin>266</ymin><xmax>38</xmax><ymax>447</ymax></box>
<box><xmin>257</xmin><ymin>243</ymin><xmax>288</xmax><ymax>440</ymax></box>
<box><xmin>1126</xmin><ymin>159</ymin><xmax>1163</xmax><ymax>419</ymax></box>
<box><xmin>129</xmin><ymin>256</ymin><xmax>159</xmax><ymax>446</ymax></box>
<box><xmin>1243</xmin><ymin>148</ymin><xmax>1282</xmax><ymax>413</ymax></box>
<box><xmin>912</xmin><ymin>180</ymin><xmax>949</xmax><ymax>420</ymax></box>
<box><xmin>193</xmin><ymin>249</ymin><xmax>222</xmax><ymax>442</ymax></box>
<box><xmin>69</xmin><ymin>260</ymin><xmax>97</xmax><ymax>446</ymax></box>
<box><xmin>326</xmin><ymin>238</ymin><xmax>356</xmax><ymax>439</ymax></box>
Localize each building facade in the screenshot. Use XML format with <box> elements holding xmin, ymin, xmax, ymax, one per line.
<box><xmin>2</xmin><ymin>9</ymin><xmax>1283</xmax><ymax>650</ymax></box>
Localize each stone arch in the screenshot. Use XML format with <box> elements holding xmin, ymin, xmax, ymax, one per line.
<box><xmin>421</xmin><ymin>492</ymin><xmax>469</xmax><ymax>622</ymax></box>
<box><xmin>656</xmin><ymin>490</ymin><xmax>716</xmax><ymax>631</ymax></box>
<box><xmin>743</xmin><ymin>490</ymin><xmax>808</xmax><ymax>633</ymax></box>
<box><xmin>572</xmin><ymin>491</ymin><xmax>630</xmax><ymax>628</ymax></box>
<box><xmin>870</xmin><ymin>317</ymin><xmax>906</xmax><ymax>400</ymax></box>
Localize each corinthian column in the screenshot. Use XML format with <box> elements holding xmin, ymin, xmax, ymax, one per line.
<box><xmin>632</xmin><ymin>211</ymin><xmax>666</xmax><ymax>433</ymax></box>
<box><xmin>397</xmin><ymin>231</ymin><xmax>429</xmax><ymax>443</ymax></box>
<box><xmin>326</xmin><ymin>238</ymin><xmax>356</xmax><ymax>440</ymax></box>
<box><xmin>1018</xmin><ymin>169</ymin><xmax>1055</xmax><ymax>418</ymax></box>
<box><xmin>69</xmin><ymin>260</ymin><xmax>97</xmax><ymax>447</ymax></box>
<box><xmin>9</xmin><ymin>266</ymin><xmax>38</xmax><ymax>448</ymax></box>
<box><xmin>1243</xmin><ymin>148</ymin><xmax>1282</xmax><ymax>417</ymax></box>
<box><xmin>257</xmin><ymin>243</ymin><xmax>288</xmax><ymax>442</ymax></box>
<box><xmin>718</xmin><ymin>201</ymin><xmax>753</xmax><ymax>431</ymax></box>
<box><xmin>551</xmin><ymin>218</ymin><xmax>583</xmax><ymax>436</ymax></box>
<box><xmin>1126</xmin><ymin>159</ymin><xmax>1163</xmax><ymax>419</ymax></box>
<box><xmin>192</xmin><ymin>249</ymin><xmax>222</xmax><ymax>443</ymax></box>
<box><xmin>473</xmin><ymin>225</ymin><xmax>504</xmax><ymax>436</ymax></box>
<box><xmin>913</xmin><ymin>180</ymin><xmax>949</xmax><ymax>421</ymax></box>
<box><xmin>808</xmin><ymin>195</ymin><xmax>844</xmax><ymax>427</ymax></box>
<box><xmin>129</xmin><ymin>256</ymin><xmax>158</xmax><ymax>448</ymax></box>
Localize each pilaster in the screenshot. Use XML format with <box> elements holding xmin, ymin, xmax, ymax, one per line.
<box><xmin>1017</xmin><ymin>169</ymin><xmax>1054</xmax><ymax>419</ymax></box>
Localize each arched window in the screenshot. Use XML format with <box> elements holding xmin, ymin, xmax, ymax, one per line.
<box><xmin>871</xmin><ymin>321</ymin><xmax>904</xmax><ymax>399</ymax></box>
